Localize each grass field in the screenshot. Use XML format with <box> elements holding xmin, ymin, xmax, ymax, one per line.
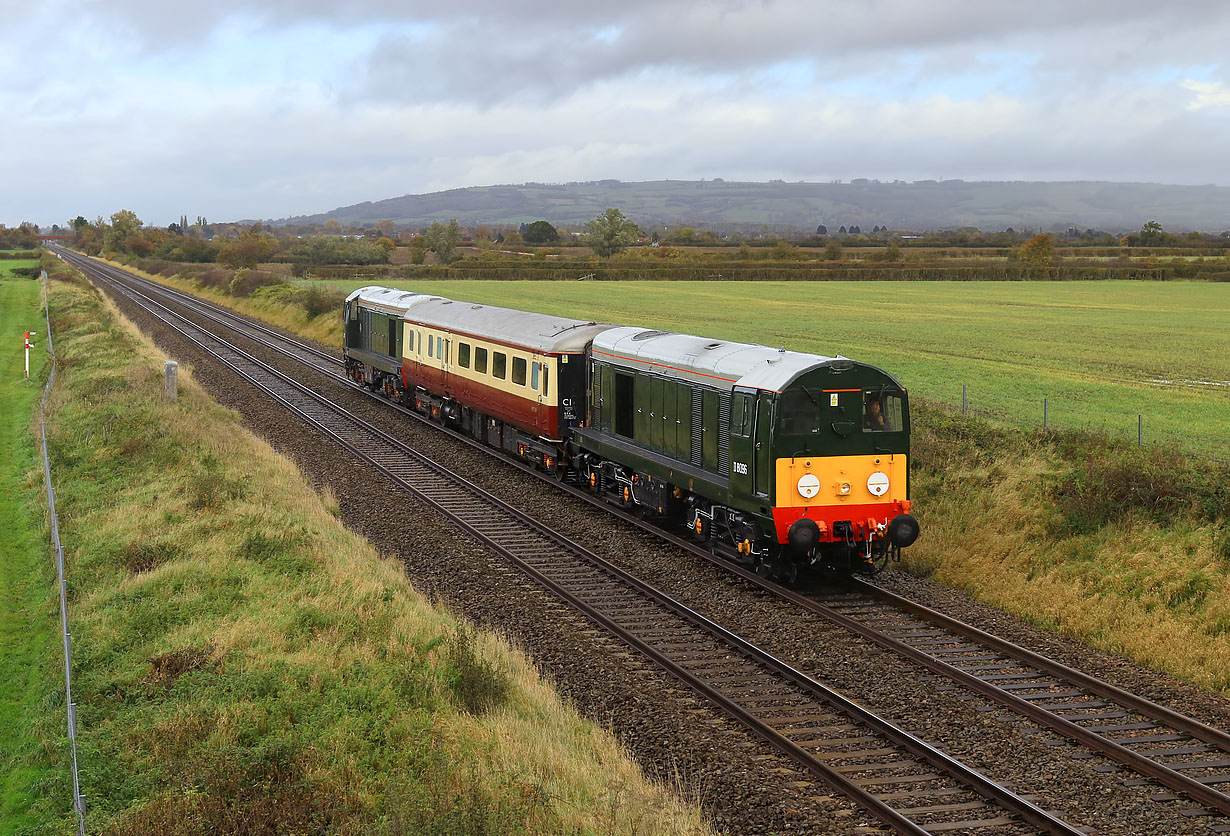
<box><xmin>0</xmin><ymin>260</ymin><xmax>39</xmax><ymax>278</ymax></box>
<box><xmin>0</xmin><ymin>279</ymin><xmax>59</xmax><ymax>833</ymax></box>
<box><xmin>309</xmin><ymin>279</ymin><xmax>1229</xmax><ymax>458</ymax></box>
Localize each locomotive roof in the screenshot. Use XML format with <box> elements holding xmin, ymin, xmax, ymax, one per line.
<box><xmin>592</xmin><ymin>327</ymin><xmax>848</xmax><ymax>393</ymax></box>
<box><xmin>346</xmin><ymin>285</ymin><xmax>439</xmax><ymax>314</ymax></box>
<box><xmin>406</xmin><ymin>297</ymin><xmax>618</xmax><ymax>353</ymax></box>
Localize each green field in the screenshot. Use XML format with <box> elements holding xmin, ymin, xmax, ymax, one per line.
<box><xmin>0</xmin><ymin>259</ymin><xmax>39</xmax><ymax>278</ymax></box>
<box><xmin>312</xmin><ymin>279</ymin><xmax>1229</xmax><ymax>458</ymax></box>
<box><xmin>0</xmin><ymin>279</ymin><xmax>58</xmax><ymax>832</ymax></box>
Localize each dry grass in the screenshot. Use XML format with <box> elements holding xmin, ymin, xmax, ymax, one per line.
<box><xmin>103</xmin><ymin>257</ymin><xmax>342</xmax><ymax>345</ymax></box>
<box><xmin>907</xmin><ymin>413</ymin><xmax>1230</xmax><ymax>692</ymax></box>
<box><xmin>45</xmin><ymin>266</ymin><xmax>713</xmax><ymax>834</ymax></box>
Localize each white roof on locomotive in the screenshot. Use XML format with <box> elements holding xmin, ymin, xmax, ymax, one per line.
<box><xmin>345</xmin><ymin>285</ymin><xmax>439</xmax><ymax>314</ymax></box>
<box><xmin>592</xmin><ymin>327</ymin><xmax>840</xmax><ymax>393</ymax></box>
<box><xmin>406</xmin><ymin>297</ymin><xmax>618</xmax><ymax>354</ymax></box>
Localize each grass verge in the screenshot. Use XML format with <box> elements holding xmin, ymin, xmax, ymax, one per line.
<box><xmin>0</xmin><ymin>278</ymin><xmax>60</xmax><ymax>835</ymax></box>
<box><xmin>907</xmin><ymin>407</ymin><xmax>1230</xmax><ymax>691</ymax></box>
<box><xmin>40</xmin><ymin>263</ymin><xmax>712</xmax><ymax>834</ymax></box>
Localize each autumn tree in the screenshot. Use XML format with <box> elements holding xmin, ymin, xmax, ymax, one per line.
<box><xmin>425</xmin><ymin>219</ymin><xmax>462</xmax><ymax>263</ymax></box>
<box><xmin>217</xmin><ymin>231</ymin><xmax>280</xmax><ymax>269</ymax></box>
<box><xmin>583</xmin><ymin>208</ymin><xmax>641</xmax><ymax>258</ymax></box>
<box><xmin>407</xmin><ymin>236</ymin><xmax>429</xmax><ymax>264</ymax></box>
<box><xmin>104</xmin><ymin>209</ymin><xmax>142</xmax><ymax>252</ymax></box>
<box><xmin>376</xmin><ymin>219</ymin><xmax>396</xmax><ymax>238</ymax></box>
<box><xmin>1018</xmin><ymin>233</ymin><xmax>1054</xmax><ymax>266</ymax></box>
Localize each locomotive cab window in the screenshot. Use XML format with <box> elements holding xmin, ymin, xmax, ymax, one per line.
<box><xmin>863</xmin><ymin>391</ymin><xmax>904</xmax><ymax>432</ymax></box>
<box><xmin>778</xmin><ymin>388</ymin><xmax>826</xmax><ymax>434</ymax></box>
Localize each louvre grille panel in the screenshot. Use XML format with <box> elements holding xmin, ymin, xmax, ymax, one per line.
<box><xmin>691</xmin><ymin>389</ymin><xmax>703</xmax><ymax>467</ymax></box>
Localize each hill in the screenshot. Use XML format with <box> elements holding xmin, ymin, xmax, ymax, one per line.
<box><xmin>273</xmin><ymin>179</ymin><xmax>1230</xmax><ymax>233</ymax></box>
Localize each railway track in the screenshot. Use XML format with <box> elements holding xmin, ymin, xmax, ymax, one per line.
<box><xmin>62</xmin><ymin>250</ymin><xmax>1092</xmax><ymax>834</ymax></box>
<box><xmin>62</xmin><ymin>249</ymin><xmax>1230</xmax><ymax>829</ymax></box>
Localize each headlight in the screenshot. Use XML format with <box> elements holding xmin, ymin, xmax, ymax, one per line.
<box><xmin>838</xmin><ymin>482</ymin><xmax>851</xmax><ymax>495</ymax></box>
<box><xmin>867</xmin><ymin>472</ymin><xmax>890</xmax><ymax>496</ymax></box>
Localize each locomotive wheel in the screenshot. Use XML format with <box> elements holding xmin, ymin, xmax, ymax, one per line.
<box><xmin>755</xmin><ymin>555</ymin><xmax>798</xmax><ymax>585</ymax></box>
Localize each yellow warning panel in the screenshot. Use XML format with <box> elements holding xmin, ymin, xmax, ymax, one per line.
<box><xmin>774</xmin><ymin>454</ymin><xmax>908</xmax><ymax>509</ymax></box>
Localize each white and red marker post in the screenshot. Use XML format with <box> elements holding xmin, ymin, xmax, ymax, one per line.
<box><xmin>24</xmin><ymin>330</ymin><xmax>36</xmax><ymax>378</ymax></box>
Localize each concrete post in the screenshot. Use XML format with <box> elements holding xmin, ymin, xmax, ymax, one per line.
<box><xmin>164</xmin><ymin>360</ymin><xmax>178</xmax><ymax>401</ymax></box>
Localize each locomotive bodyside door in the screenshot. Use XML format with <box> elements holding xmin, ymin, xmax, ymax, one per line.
<box><xmin>753</xmin><ymin>392</ymin><xmax>774</xmax><ymax>500</ymax></box>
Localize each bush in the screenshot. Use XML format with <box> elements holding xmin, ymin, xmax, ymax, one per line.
<box><xmin>1050</xmin><ymin>435</ymin><xmax>1230</xmax><ymax>533</ymax></box>
<box><xmin>294</xmin><ymin>285</ymin><xmax>347</xmax><ymax>319</ymax></box>
<box><xmin>228</xmin><ymin>269</ymin><xmax>286</xmax><ymax>297</ymax></box>
<box><xmin>196</xmin><ymin>269</ymin><xmax>232</xmax><ymax>291</ymax></box>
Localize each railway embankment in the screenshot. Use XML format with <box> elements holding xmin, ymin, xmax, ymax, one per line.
<box><xmin>24</xmin><ymin>262</ymin><xmax>713</xmax><ymax>833</ymax></box>
<box><xmin>905</xmin><ymin>407</ymin><xmax>1230</xmax><ymax>691</ymax></box>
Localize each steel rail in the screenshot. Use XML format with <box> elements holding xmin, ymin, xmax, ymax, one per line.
<box><xmin>79</xmin><ymin>257</ymin><xmax>1085</xmax><ymax>836</ymax></box>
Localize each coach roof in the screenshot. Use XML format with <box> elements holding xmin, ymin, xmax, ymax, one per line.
<box><xmin>406</xmin><ymin>297</ymin><xmax>618</xmax><ymax>353</ymax></box>
<box><xmin>592</xmin><ymin>327</ymin><xmax>845</xmax><ymax>393</ymax></box>
<box><xmin>346</xmin><ymin>285</ymin><xmax>439</xmax><ymax>314</ymax></box>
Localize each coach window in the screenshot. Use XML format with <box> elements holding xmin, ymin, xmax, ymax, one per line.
<box><xmin>407</xmin><ymin>330</ymin><xmax>414</xmax><ymax>352</ymax></box>
<box><xmin>512</xmin><ymin>357</ymin><xmax>527</xmax><ymax>386</ymax></box>
<box><xmin>542</xmin><ymin>364</ymin><xmax>549</xmax><ymax>396</ymax></box>
<box><xmin>531</xmin><ymin>362</ymin><xmax>540</xmax><ymax>390</ymax></box>
<box><xmin>437</xmin><ymin>337</ymin><xmax>444</xmax><ymax>359</ymax></box>
<box><xmin>493</xmin><ymin>352</ymin><xmax>507</xmax><ymax>380</ymax></box>
<box><xmin>428</xmin><ymin>334</ymin><xmax>433</xmax><ymax>358</ymax></box>
<box><xmin>458</xmin><ymin>343</ymin><xmax>470</xmax><ymax>369</ymax></box>
<box><xmin>475</xmin><ymin>347</ymin><xmax>488</xmax><ymax>374</ymax></box>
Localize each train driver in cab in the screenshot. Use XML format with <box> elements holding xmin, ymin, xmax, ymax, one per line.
<box><xmin>864</xmin><ymin>394</ymin><xmax>890</xmax><ymax>431</ymax></box>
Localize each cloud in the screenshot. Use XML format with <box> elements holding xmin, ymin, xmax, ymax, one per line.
<box><xmin>3</xmin><ymin>0</ymin><xmax>1229</xmax><ymax>225</ymax></box>
<box><xmin>1183</xmin><ymin>80</ymin><xmax>1230</xmax><ymax>109</ymax></box>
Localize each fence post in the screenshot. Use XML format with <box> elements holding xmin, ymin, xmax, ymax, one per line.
<box><xmin>164</xmin><ymin>360</ymin><xmax>178</xmax><ymax>401</ymax></box>
<box><xmin>962</xmin><ymin>384</ymin><xmax>967</xmax><ymax>415</ymax></box>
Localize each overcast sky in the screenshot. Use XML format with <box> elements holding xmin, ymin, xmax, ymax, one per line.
<box><xmin>3</xmin><ymin>1</ymin><xmax>1228</xmax><ymax>228</ymax></box>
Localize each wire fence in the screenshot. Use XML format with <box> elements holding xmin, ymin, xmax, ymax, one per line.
<box><xmin>930</xmin><ymin>383</ymin><xmax>1228</xmax><ymax>463</ymax></box>
<box><xmin>38</xmin><ymin>269</ymin><xmax>87</xmax><ymax>834</ymax></box>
